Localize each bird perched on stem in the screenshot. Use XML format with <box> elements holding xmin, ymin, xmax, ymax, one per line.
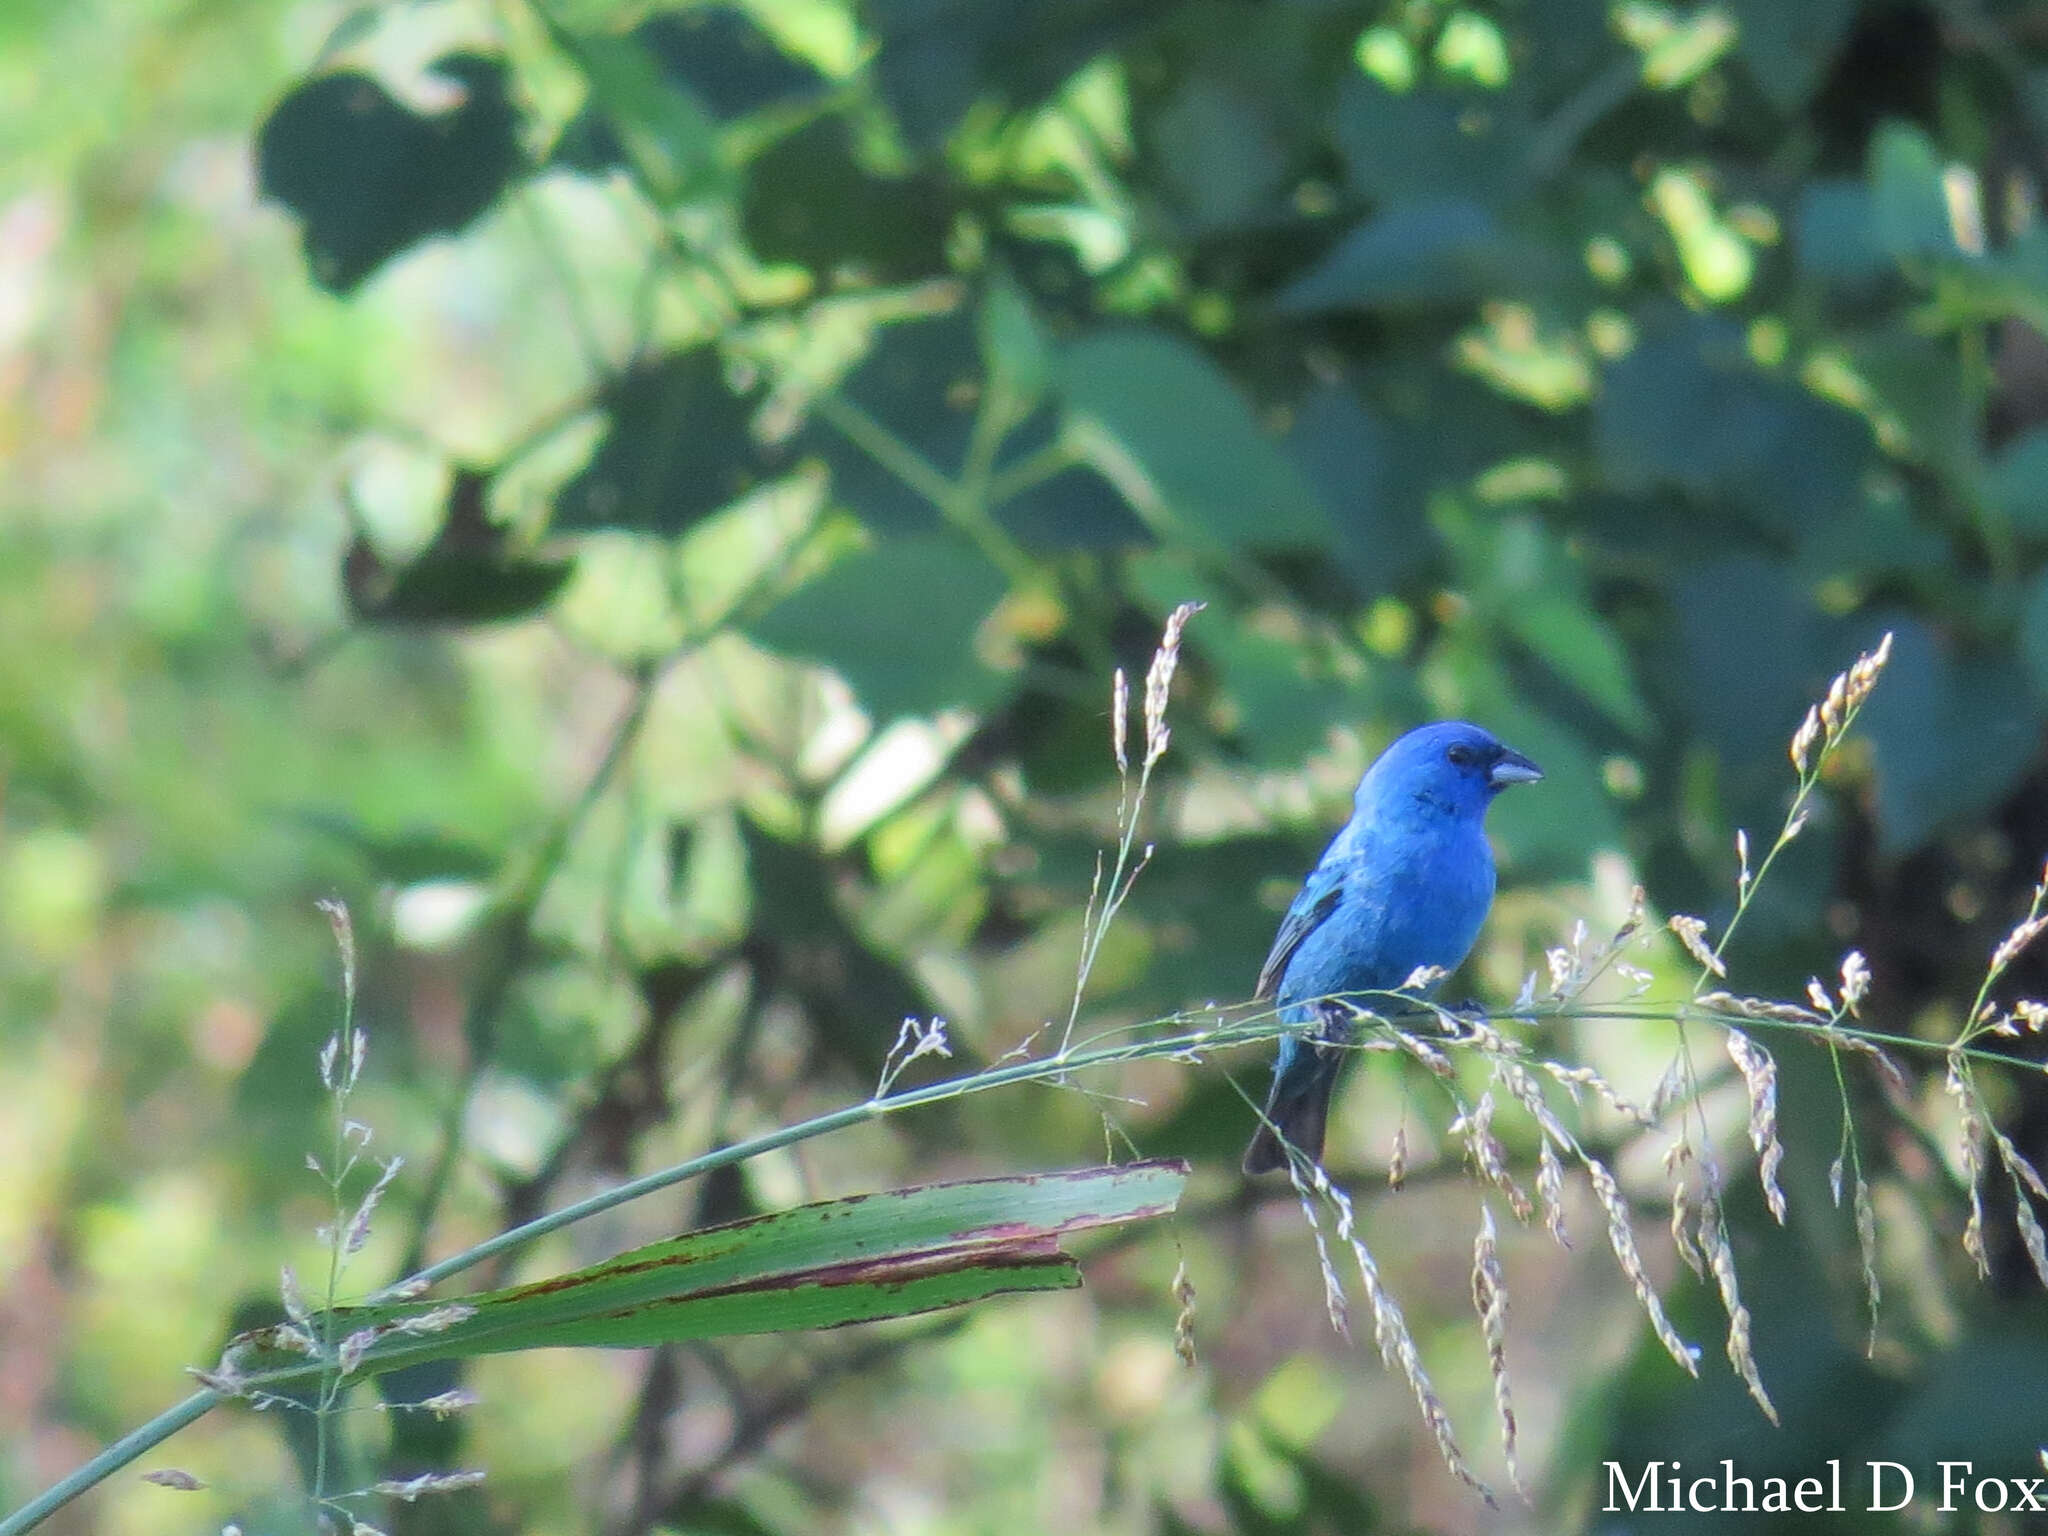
<box><xmin>1242</xmin><ymin>722</ymin><xmax>1542</xmax><ymax>1175</ymax></box>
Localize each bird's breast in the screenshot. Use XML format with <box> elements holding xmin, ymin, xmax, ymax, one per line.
<box><xmin>1276</xmin><ymin>824</ymin><xmax>1496</xmax><ymax>1009</ymax></box>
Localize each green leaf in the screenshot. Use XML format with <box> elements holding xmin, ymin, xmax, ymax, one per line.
<box><xmin>1283</xmin><ymin>385</ymin><xmax>1432</xmax><ymax>596</ymax></box>
<box><xmin>1673</xmin><ymin>557</ymin><xmax>1829</xmax><ymax>764</ymax></box>
<box><xmin>1856</xmin><ymin>618</ymin><xmax>2041</xmax><ymax>854</ymax></box>
<box><xmin>799</xmin><ymin>312</ymin><xmax>977</xmax><ymax>534</ymax></box>
<box><xmin>1204</xmin><ymin>627</ymin><xmax>1360</xmax><ymax>765</ymax></box>
<box><xmin>257</xmin><ymin>54</ymin><xmax>525</xmax><ymax>292</ymax></box>
<box><xmin>1153</xmin><ymin>75</ymin><xmax>1289</xmax><ymax>234</ymax></box>
<box><xmin>1868</xmin><ymin>120</ymin><xmax>1956</xmax><ymax>263</ymax></box>
<box><xmin>230</xmin><ymin>1164</ymin><xmax>1189</xmax><ymax>1378</ymax></box>
<box><xmin>980</xmin><ymin>272</ymin><xmax>1053</xmax><ymax>415</ymax></box>
<box><xmin>1794</xmin><ymin>180</ymin><xmax>1892</xmax><ymax>289</ymax></box>
<box><xmin>553</xmin><ymin>23</ymin><xmax>724</xmax><ymax>204</ymax></box>
<box><xmin>359</xmin><ymin>550</ymin><xmax>577</xmax><ymax>626</ymax></box>
<box><xmin>1501</xmin><ymin>592</ymin><xmax>1653</xmax><ymax>737</ymax></box>
<box><xmin>1848</xmin><ymin>329</ymin><xmax>1973</xmax><ymax>476</ymax></box>
<box><xmin>739</xmin><ymin>118</ymin><xmax>954</xmax><ymax>284</ymax></box>
<box><xmin>1596</xmin><ymin>312</ymin><xmax>1873</xmax><ymax>532</ymax></box>
<box><xmin>1275</xmin><ymin>201</ymin><xmax>1525</xmax><ymax>313</ymax></box>
<box><xmin>1982</xmin><ymin>429</ymin><xmax>2048</xmax><ymax>535</ymax></box>
<box><xmin>1332</xmin><ymin>76</ymin><xmax>1530</xmax><ymax>208</ymax></box>
<box><xmin>748</xmin><ymin>536</ymin><xmax>1011</xmax><ymax>719</ymax></box>
<box><xmin>553</xmin><ymin>349</ymin><xmax>764</xmax><ymax>535</ymax></box>
<box><xmin>1443</xmin><ymin>510</ymin><xmax>1651</xmax><ymax>736</ymax></box>
<box><xmin>1059</xmin><ymin>328</ymin><xmax>1327</xmax><ymax>550</ymax></box>
<box><xmin>1732</xmin><ymin>0</ymin><xmax>1856</xmax><ymax>112</ymax></box>
<box><xmin>2024</xmin><ymin>572</ymin><xmax>2048</xmax><ymax>697</ymax></box>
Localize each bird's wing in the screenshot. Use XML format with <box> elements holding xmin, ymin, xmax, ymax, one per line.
<box><xmin>1254</xmin><ymin>864</ymin><xmax>1346</xmax><ymax>1001</ymax></box>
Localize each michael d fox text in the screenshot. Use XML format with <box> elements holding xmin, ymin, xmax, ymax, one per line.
<box><xmin>1604</xmin><ymin>1459</ymin><xmax>2048</xmax><ymax>1516</ymax></box>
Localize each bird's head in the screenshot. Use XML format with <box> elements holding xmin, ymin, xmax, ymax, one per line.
<box><xmin>1356</xmin><ymin>720</ymin><xmax>1544</xmax><ymax>822</ymax></box>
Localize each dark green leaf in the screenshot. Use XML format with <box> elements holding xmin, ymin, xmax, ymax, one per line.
<box><xmin>1794</xmin><ymin>180</ymin><xmax>1892</xmax><ymax>289</ymax></box>
<box><xmin>798</xmin><ymin>312</ymin><xmax>979</xmax><ymax>534</ymax></box>
<box><xmin>1059</xmin><ymin>328</ymin><xmax>1327</xmax><ymax>550</ymax></box>
<box><xmin>1283</xmin><ymin>386</ymin><xmax>1428</xmax><ymax>596</ymax></box>
<box><xmin>738</xmin><ymin>819</ymin><xmax>932</xmax><ymax>1081</ymax></box>
<box><xmin>626</xmin><ymin>8</ymin><xmax>825</xmax><ymax>120</ymax></box>
<box><xmin>556</xmin><ymin>9</ymin><xmax>824</xmax><ymax>176</ymax></box>
<box><xmin>1856</xmin><ymin>618</ymin><xmax>2041</xmax><ymax>854</ymax></box>
<box><xmin>2022</xmin><ymin>570</ymin><xmax>2048</xmax><ymax>697</ymax></box>
<box><xmin>1596</xmin><ymin>313</ymin><xmax>1873</xmax><ymax>533</ymax></box>
<box><xmin>1848</xmin><ymin>329</ymin><xmax>1973</xmax><ymax>475</ymax></box>
<box><xmin>740</xmin><ymin>118</ymin><xmax>954</xmax><ymax>283</ymax></box>
<box><xmin>748</xmin><ymin>536</ymin><xmax>1011</xmax><ymax>718</ymax></box>
<box><xmin>552</xmin><ymin>24</ymin><xmax>723</xmax><ymax>204</ymax></box>
<box><xmin>357</xmin><ymin>550</ymin><xmax>576</xmax><ymax>626</ymax></box>
<box><xmin>257</xmin><ymin>54</ymin><xmax>524</xmax><ymax>292</ymax></box>
<box><xmin>1274</xmin><ymin>201</ymin><xmax>1525</xmax><ymax>313</ymax></box>
<box><xmin>1673</xmin><ymin>557</ymin><xmax>1828</xmax><ymax>764</ymax></box>
<box><xmin>1152</xmin><ymin>75</ymin><xmax>1290</xmax><ymax>234</ymax></box>
<box><xmin>1732</xmin><ymin>0</ymin><xmax>1856</xmax><ymax>112</ymax></box>
<box><xmin>1333</xmin><ymin>75</ymin><xmax>1531</xmax><ymax>208</ymax></box>
<box><xmin>553</xmin><ymin>349</ymin><xmax>764</xmax><ymax>535</ymax></box>
<box><xmin>1868</xmin><ymin>120</ymin><xmax>1955</xmax><ymax>263</ymax></box>
<box><xmin>867</xmin><ymin>0</ymin><xmax>1171</xmax><ymax>149</ymax></box>
<box><xmin>1982</xmin><ymin>429</ymin><xmax>2048</xmax><ymax>536</ymax></box>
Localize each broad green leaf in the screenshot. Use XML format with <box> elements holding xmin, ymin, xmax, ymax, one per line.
<box><xmin>1283</xmin><ymin>385</ymin><xmax>1432</xmax><ymax>597</ymax></box>
<box><xmin>1153</xmin><ymin>75</ymin><xmax>1289</xmax><ymax>233</ymax></box>
<box><xmin>2022</xmin><ymin>571</ymin><xmax>2048</xmax><ymax>698</ymax></box>
<box><xmin>1856</xmin><ymin>618</ymin><xmax>2041</xmax><ymax>853</ymax></box>
<box><xmin>1794</xmin><ymin>180</ymin><xmax>1891</xmax><ymax>288</ymax></box>
<box><xmin>739</xmin><ymin>118</ymin><xmax>954</xmax><ymax>284</ymax></box>
<box><xmin>1673</xmin><ymin>557</ymin><xmax>1828</xmax><ymax>763</ymax></box>
<box><xmin>1596</xmin><ymin>312</ymin><xmax>1873</xmax><ymax>532</ymax></box>
<box><xmin>256</xmin><ymin>54</ymin><xmax>524</xmax><ymax>292</ymax></box>
<box><xmin>1445</xmin><ymin>511</ymin><xmax>1652</xmax><ymax>736</ymax></box>
<box><xmin>1060</xmin><ymin>329</ymin><xmax>1327</xmax><ymax>550</ymax></box>
<box><xmin>748</xmin><ymin>536</ymin><xmax>1011</xmax><ymax>719</ymax></box>
<box><xmin>357</xmin><ymin>550</ymin><xmax>576</xmax><ymax>626</ymax></box>
<box><xmin>980</xmin><ymin>272</ymin><xmax>1053</xmax><ymax>415</ymax></box>
<box><xmin>1275</xmin><ymin>201</ymin><xmax>1516</xmax><ymax>313</ymax></box>
<box><xmin>1732</xmin><ymin>0</ymin><xmax>1855</xmax><ymax>112</ymax></box>
<box><xmin>799</xmin><ymin>312</ymin><xmax>976</xmax><ymax>534</ymax></box>
<box><xmin>1848</xmin><ymin>329</ymin><xmax>1973</xmax><ymax>476</ymax></box>
<box><xmin>553</xmin><ymin>349</ymin><xmax>764</xmax><ymax>535</ymax></box>
<box><xmin>1868</xmin><ymin>120</ymin><xmax>1955</xmax><ymax>263</ymax></box>
<box><xmin>228</xmin><ymin>1164</ymin><xmax>1188</xmax><ymax>1379</ymax></box>
<box><xmin>1981</xmin><ymin>429</ymin><xmax>2048</xmax><ymax>535</ymax></box>
<box><xmin>554</xmin><ymin>23</ymin><xmax>723</xmax><ymax>204</ymax></box>
<box><xmin>1501</xmin><ymin>592</ymin><xmax>1652</xmax><ymax>737</ymax></box>
<box><xmin>1203</xmin><ymin>627</ymin><xmax>1361</xmax><ymax>765</ymax></box>
<box><xmin>1332</xmin><ymin>76</ymin><xmax>1530</xmax><ymax>208</ymax></box>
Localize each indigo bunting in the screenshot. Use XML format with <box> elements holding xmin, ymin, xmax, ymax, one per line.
<box><xmin>1242</xmin><ymin>722</ymin><xmax>1542</xmax><ymax>1174</ymax></box>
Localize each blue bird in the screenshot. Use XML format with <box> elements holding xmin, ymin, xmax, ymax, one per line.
<box><xmin>1242</xmin><ymin>721</ymin><xmax>1542</xmax><ymax>1175</ymax></box>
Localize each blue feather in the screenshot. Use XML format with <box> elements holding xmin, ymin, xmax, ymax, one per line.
<box><xmin>1243</xmin><ymin>721</ymin><xmax>1541</xmax><ymax>1174</ymax></box>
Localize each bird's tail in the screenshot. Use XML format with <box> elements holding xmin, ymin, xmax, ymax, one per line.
<box><xmin>1242</xmin><ymin>1039</ymin><xmax>1340</xmax><ymax>1175</ymax></box>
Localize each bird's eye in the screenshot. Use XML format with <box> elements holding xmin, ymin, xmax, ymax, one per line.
<box><xmin>1446</xmin><ymin>743</ymin><xmax>1476</xmax><ymax>768</ymax></box>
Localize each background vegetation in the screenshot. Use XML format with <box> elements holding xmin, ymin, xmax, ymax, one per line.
<box><xmin>7</xmin><ymin>0</ymin><xmax>2048</xmax><ymax>1530</ymax></box>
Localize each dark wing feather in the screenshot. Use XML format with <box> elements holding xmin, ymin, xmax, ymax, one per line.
<box><xmin>1253</xmin><ymin>867</ymin><xmax>1345</xmax><ymax>1001</ymax></box>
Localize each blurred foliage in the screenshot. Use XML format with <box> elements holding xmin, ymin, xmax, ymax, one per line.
<box><xmin>10</xmin><ymin>0</ymin><xmax>2048</xmax><ymax>1531</ymax></box>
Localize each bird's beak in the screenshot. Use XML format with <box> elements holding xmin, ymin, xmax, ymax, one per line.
<box><xmin>1489</xmin><ymin>749</ymin><xmax>1544</xmax><ymax>788</ymax></box>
